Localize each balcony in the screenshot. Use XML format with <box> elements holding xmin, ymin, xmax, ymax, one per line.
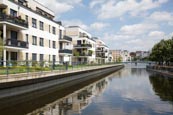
<box><xmin>0</xmin><ymin>13</ymin><xmax>28</xmax><ymax>29</ymax></box>
<box><xmin>59</xmin><ymin>49</ymin><xmax>72</xmax><ymax>54</ymax></box>
<box><xmin>59</xmin><ymin>36</ymin><xmax>72</xmax><ymax>42</ymax></box>
<box><xmin>74</xmin><ymin>44</ymin><xmax>92</xmax><ymax>49</ymax></box>
<box><xmin>74</xmin><ymin>52</ymin><xmax>92</xmax><ymax>57</ymax></box>
<box><xmin>5</xmin><ymin>39</ymin><xmax>28</xmax><ymax>49</ymax></box>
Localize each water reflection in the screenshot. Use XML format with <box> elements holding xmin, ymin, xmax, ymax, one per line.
<box><xmin>149</xmin><ymin>73</ymin><xmax>173</xmax><ymax>102</ymax></box>
<box><xmin>27</xmin><ymin>78</ymin><xmax>109</xmax><ymax>115</ymax></box>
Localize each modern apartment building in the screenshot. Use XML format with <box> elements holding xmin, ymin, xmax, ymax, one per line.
<box><xmin>94</xmin><ymin>38</ymin><xmax>109</xmax><ymax>64</ymax></box>
<box><xmin>0</xmin><ymin>0</ymin><xmax>65</xmax><ymax>66</ymax></box>
<box><xmin>66</xmin><ymin>26</ymin><xmax>96</xmax><ymax>64</ymax></box>
<box><xmin>110</xmin><ymin>50</ymin><xmax>122</xmax><ymax>62</ymax></box>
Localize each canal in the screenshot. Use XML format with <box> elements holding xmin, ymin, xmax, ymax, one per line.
<box><xmin>0</xmin><ymin>63</ymin><xmax>173</xmax><ymax>115</ymax></box>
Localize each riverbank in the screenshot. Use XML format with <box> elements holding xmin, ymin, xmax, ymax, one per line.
<box><xmin>146</xmin><ymin>65</ymin><xmax>173</xmax><ymax>77</ymax></box>
<box><xmin>0</xmin><ymin>64</ymin><xmax>124</xmax><ymax>99</ymax></box>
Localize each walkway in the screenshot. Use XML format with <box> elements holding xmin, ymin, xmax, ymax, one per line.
<box><xmin>0</xmin><ymin>64</ymin><xmax>122</xmax><ymax>83</ymax></box>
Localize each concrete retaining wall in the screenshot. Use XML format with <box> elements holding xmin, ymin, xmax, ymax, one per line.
<box><xmin>0</xmin><ymin>65</ymin><xmax>124</xmax><ymax>99</ymax></box>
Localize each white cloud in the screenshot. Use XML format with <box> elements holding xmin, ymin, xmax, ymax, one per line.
<box><xmin>37</xmin><ymin>0</ymin><xmax>82</xmax><ymax>16</ymax></box>
<box><xmin>120</xmin><ymin>23</ymin><xmax>159</xmax><ymax>35</ymax></box>
<box><xmin>148</xmin><ymin>31</ymin><xmax>165</xmax><ymax>38</ymax></box>
<box><xmin>90</xmin><ymin>22</ymin><xmax>110</xmax><ymax>31</ymax></box>
<box><xmin>90</xmin><ymin>0</ymin><xmax>168</xmax><ymax>19</ymax></box>
<box><xmin>148</xmin><ymin>11</ymin><xmax>173</xmax><ymax>26</ymax></box>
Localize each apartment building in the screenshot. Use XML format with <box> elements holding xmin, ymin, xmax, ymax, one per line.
<box><xmin>94</xmin><ymin>38</ymin><xmax>109</xmax><ymax>64</ymax></box>
<box><xmin>120</xmin><ymin>50</ymin><xmax>131</xmax><ymax>62</ymax></box>
<box><xmin>0</xmin><ymin>0</ymin><xmax>64</xmax><ymax>66</ymax></box>
<box><xmin>110</xmin><ymin>50</ymin><xmax>122</xmax><ymax>62</ymax></box>
<box><xmin>66</xmin><ymin>26</ymin><xmax>96</xmax><ymax>64</ymax></box>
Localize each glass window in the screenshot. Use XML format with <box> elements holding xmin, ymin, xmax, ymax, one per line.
<box><xmin>59</xmin><ymin>30</ymin><xmax>62</xmax><ymax>39</ymax></box>
<box><xmin>26</xmin><ymin>34</ymin><xmax>28</xmax><ymax>42</ymax></box>
<box><xmin>40</xmin><ymin>54</ymin><xmax>44</xmax><ymax>61</ymax></box>
<box><xmin>26</xmin><ymin>53</ymin><xmax>28</xmax><ymax>61</ymax></box>
<box><xmin>49</xmin><ymin>40</ymin><xmax>51</xmax><ymax>48</ymax></box>
<box><xmin>52</xmin><ymin>41</ymin><xmax>56</xmax><ymax>49</ymax></box>
<box><xmin>32</xmin><ymin>18</ymin><xmax>37</xmax><ymax>28</ymax></box>
<box><xmin>32</xmin><ymin>53</ymin><xmax>37</xmax><ymax>61</ymax></box>
<box><xmin>40</xmin><ymin>38</ymin><xmax>44</xmax><ymax>46</ymax></box>
<box><xmin>52</xmin><ymin>27</ymin><xmax>56</xmax><ymax>34</ymax></box>
<box><xmin>49</xmin><ymin>25</ymin><xmax>51</xmax><ymax>33</ymax></box>
<box><xmin>10</xmin><ymin>9</ymin><xmax>17</xmax><ymax>17</ymax></box>
<box><xmin>32</xmin><ymin>36</ymin><xmax>37</xmax><ymax>45</ymax></box>
<box><xmin>39</xmin><ymin>21</ymin><xmax>44</xmax><ymax>30</ymax></box>
<box><xmin>25</xmin><ymin>15</ymin><xmax>28</xmax><ymax>22</ymax></box>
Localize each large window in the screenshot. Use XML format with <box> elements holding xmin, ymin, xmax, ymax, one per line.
<box><xmin>52</xmin><ymin>27</ymin><xmax>56</xmax><ymax>34</ymax></box>
<box><xmin>26</xmin><ymin>34</ymin><xmax>28</xmax><ymax>42</ymax></box>
<box><xmin>32</xmin><ymin>18</ymin><xmax>37</xmax><ymax>28</ymax></box>
<box><xmin>39</xmin><ymin>21</ymin><xmax>44</xmax><ymax>30</ymax></box>
<box><xmin>49</xmin><ymin>40</ymin><xmax>51</xmax><ymax>48</ymax></box>
<box><xmin>40</xmin><ymin>54</ymin><xmax>44</xmax><ymax>61</ymax></box>
<box><xmin>32</xmin><ymin>53</ymin><xmax>37</xmax><ymax>61</ymax></box>
<box><xmin>32</xmin><ymin>36</ymin><xmax>37</xmax><ymax>45</ymax></box>
<box><xmin>10</xmin><ymin>9</ymin><xmax>17</xmax><ymax>17</ymax></box>
<box><xmin>59</xmin><ymin>30</ymin><xmax>62</xmax><ymax>39</ymax></box>
<box><xmin>39</xmin><ymin>38</ymin><xmax>44</xmax><ymax>46</ymax></box>
<box><xmin>52</xmin><ymin>41</ymin><xmax>56</xmax><ymax>49</ymax></box>
<box><xmin>26</xmin><ymin>53</ymin><xmax>28</xmax><ymax>61</ymax></box>
<box><xmin>25</xmin><ymin>15</ymin><xmax>28</xmax><ymax>22</ymax></box>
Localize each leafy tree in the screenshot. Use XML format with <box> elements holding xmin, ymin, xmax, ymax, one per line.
<box><xmin>149</xmin><ymin>38</ymin><xmax>173</xmax><ymax>65</ymax></box>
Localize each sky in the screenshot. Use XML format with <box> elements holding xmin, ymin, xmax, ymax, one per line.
<box><xmin>37</xmin><ymin>0</ymin><xmax>173</xmax><ymax>51</ymax></box>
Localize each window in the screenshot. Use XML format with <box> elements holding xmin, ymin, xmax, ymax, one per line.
<box><xmin>40</xmin><ymin>38</ymin><xmax>44</xmax><ymax>46</ymax></box>
<box><xmin>26</xmin><ymin>34</ymin><xmax>28</xmax><ymax>42</ymax></box>
<box><xmin>77</xmin><ymin>40</ymin><xmax>81</xmax><ymax>45</ymax></box>
<box><xmin>32</xmin><ymin>18</ymin><xmax>37</xmax><ymax>28</ymax></box>
<box><xmin>25</xmin><ymin>15</ymin><xmax>28</xmax><ymax>22</ymax></box>
<box><xmin>49</xmin><ymin>55</ymin><xmax>51</xmax><ymax>61</ymax></box>
<box><xmin>49</xmin><ymin>40</ymin><xmax>51</xmax><ymax>48</ymax></box>
<box><xmin>52</xmin><ymin>27</ymin><xmax>56</xmax><ymax>34</ymax></box>
<box><xmin>10</xmin><ymin>9</ymin><xmax>17</xmax><ymax>17</ymax></box>
<box><xmin>32</xmin><ymin>53</ymin><xmax>37</xmax><ymax>61</ymax></box>
<box><xmin>26</xmin><ymin>53</ymin><xmax>28</xmax><ymax>61</ymax></box>
<box><xmin>32</xmin><ymin>36</ymin><xmax>37</xmax><ymax>45</ymax></box>
<box><xmin>39</xmin><ymin>21</ymin><xmax>44</xmax><ymax>30</ymax></box>
<box><xmin>40</xmin><ymin>54</ymin><xmax>44</xmax><ymax>61</ymax></box>
<box><xmin>53</xmin><ymin>55</ymin><xmax>56</xmax><ymax>62</ymax></box>
<box><xmin>52</xmin><ymin>41</ymin><xmax>56</xmax><ymax>49</ymax></box>
<box><xmin>49</xmin><ymin>25</ymin><xmax>51</xmax><ymax>33</ymax></box>
<box><xmin>59</xmin><ymin>30</ymin><xmax>62</xmax><ymax>39</ymax></box>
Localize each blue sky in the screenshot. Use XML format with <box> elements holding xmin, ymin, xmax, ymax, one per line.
<box><xmin>38</xmin><ymin>0</ymin><xmax>173</xmax><ymax>51</ymax></box>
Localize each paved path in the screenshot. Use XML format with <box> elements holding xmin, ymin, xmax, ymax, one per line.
<box><xmin>0</xmin><ymin>64</ymin><xmax>122</xmax><ymax>83</ymax></box>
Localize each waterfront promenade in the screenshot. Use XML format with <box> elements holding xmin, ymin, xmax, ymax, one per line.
<box><xmin>0</xmin><ymin>64</ymin><xmax>122</xmax><ymax>83</ymax></box>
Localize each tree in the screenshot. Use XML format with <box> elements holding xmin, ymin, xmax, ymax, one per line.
<box><xmin>149</xmin><ymin>38</ymin><xmax>173</xmax><ymax>65</ymax></box>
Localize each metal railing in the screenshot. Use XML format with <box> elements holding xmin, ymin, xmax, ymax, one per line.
<box><xmin>6</xmin><ymin>38</ymin><xmax>29</xmax><ymax>48</ymax></box>
<box><xmin>0</xmin><ymin>60</ymin><xmax>119</xmax><ymax>80</ymax></box>
<box><xmin>0</xmin><ymin>13</ymin><xmax>28</xmax><ymax>28</ymax></box>
<box><xmin>59</xmin><ymin>49</ymin><xmax>72</xmax><ymax>54</ymax></box>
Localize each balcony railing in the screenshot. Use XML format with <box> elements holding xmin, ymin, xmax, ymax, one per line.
<box><xmin>59</xmin><ymin>36</ymin><xmax>72</xmax><ymax>42</ymax></box>
<box><xmin>74</xmin><ymin>53</ymin><xmax>92</xmax><ymax>57</ymax></box>
<box><xmin>74</xmin><ymin>44</ymin><xmax>92</xmax><ymax>48</ymax></box>
<box><xmin>0</xmin><ymin>13</ymin><xmax>28</xmax><ymax>28</ymax></box>
<box><xmin>6</xmin><ymin>39</ymin><xmax>28</xmax><ymax>49</ymax></box>
<box><xmin>59</xmin><ymin>49</ymin><xmax>72</xmax><ymax>54</ymax></box>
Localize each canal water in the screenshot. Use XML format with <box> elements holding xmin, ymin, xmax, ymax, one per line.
<box><xmin>0</xmin><ymin>63</ymin><xmax>173</xmax><ymax>115</ymax></box>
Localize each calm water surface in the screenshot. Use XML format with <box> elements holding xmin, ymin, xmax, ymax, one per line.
<box><xmin>1</xmin><ymin>65</ymin><xmax>173</xmax><ymax>115</ymax></box>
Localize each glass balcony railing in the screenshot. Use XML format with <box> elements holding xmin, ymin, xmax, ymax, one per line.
<box><xmin>74</xmin><ymin>44</ymin><xmax>92</xmax><ymax>48</ymax></box>
<box><xmin>59</xmin><ymin>36</ymin><xmax>72</xmax><ymax>42</ymax></box>
<box><xmin>6</xmin><ymin>39</ymin><xmax>28</xmax><ymax>49</ymax></box>
<box><xmin>0</xmin><ymin>13</ymin><xmax>28</xmax><ymax>28</ymax></box>
<box><xmin>59</xmin><ymin>49</ymin><xmax>72</xmax><ymax>54</ymax></box>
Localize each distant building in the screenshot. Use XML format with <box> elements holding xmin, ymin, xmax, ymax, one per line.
<box><xmin>110</xmin><ymin>50</ymin><xmax>121</xmax><ymax>62</ymax></box>
<box><xmin>120</xmin><ymin>50</ymin><xmax>131</xmax><ymax>62</ymax></box>
<box><xmin>135</xmin><ymin>51</ymin><xmax>150</xmax><ymax>60</ymax></box>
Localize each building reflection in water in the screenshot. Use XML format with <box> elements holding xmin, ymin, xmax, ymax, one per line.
<box><xmin>27</xmin><ymin>78</ymin><xmax>109</xmax><ymax>115</ymax></box>
<box><xmin>149</xmin><ymin>73</ymin><xmax>173</xmax><ymax>102</ymax></box>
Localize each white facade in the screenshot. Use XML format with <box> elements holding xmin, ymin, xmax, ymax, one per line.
<box><xmin>120</xmin><ymin>50</ymin><xmax>131</xmax><ymax>62</ymax></box>
<box><xmin>95</xmin><ymin>38</ymin><xmax>109</xmax><ymax>64</ymax></box>
<box><xmin>0</xmin><ymin>0</ymin><xmax>66</xmax><ymax>66</ymax></box>
<box><xmin>66</xmin><ymin>26</ymin><xmax>96</xmax><ymax>64</ymax></box>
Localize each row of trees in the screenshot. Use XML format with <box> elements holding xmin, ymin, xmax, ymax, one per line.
<box><xmin>149</xmin><ymin>38</ymin><xmax>173</xmax><ymax>65</ymax></box>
